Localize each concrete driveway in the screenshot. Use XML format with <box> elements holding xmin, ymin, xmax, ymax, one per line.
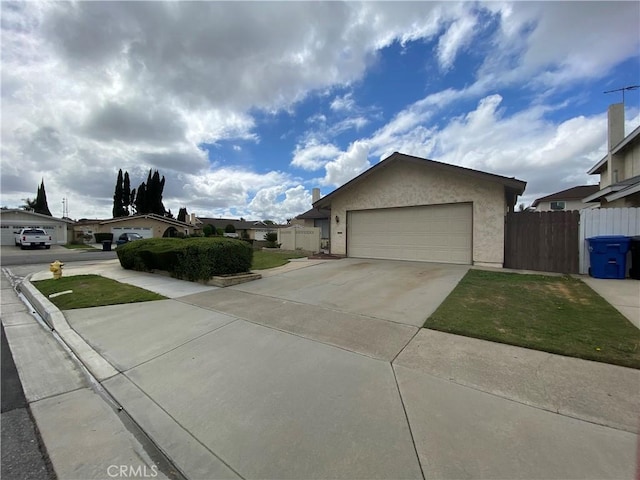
<box><xmin>179</xmin><ymin>259</ymin><xmax>468</xmax><ymax>360</ymax></box>
<box><xmin>47</xmin><ymin>259</ymin><xmax>638</xmax><ymax>479</ymax></box>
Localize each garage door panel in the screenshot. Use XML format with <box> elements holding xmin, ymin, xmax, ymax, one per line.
<box><xmin>347</xmin><ymin>204</ymin><xmax>472</xmax><ymax>264</ymax></box>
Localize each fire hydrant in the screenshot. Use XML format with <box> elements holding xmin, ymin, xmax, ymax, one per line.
<box><xmin>49</xmin><ymin>260</ymin><xmax>64</xmax><ymax>280</ymax></box>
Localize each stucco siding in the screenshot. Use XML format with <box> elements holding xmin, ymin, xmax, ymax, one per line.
<box><xmin>329</xmin><ymin>161</ymin><xmax>506</xmax><ymax>265</ymax></box>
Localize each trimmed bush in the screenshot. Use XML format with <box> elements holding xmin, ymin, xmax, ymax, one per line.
<box><xmin>94</xmin><ymin>232</ymin><xmax>113</xmax><ymax>243</ymax></box>
<box><xmin>202</xmin><ymin>224</ymin><xmax>214</xmax><ymax>237</ymax></box>
<box><xmin>116</xmin><ymin>237</ymin><xmax>253</xmax><ymax>281</ymax></box>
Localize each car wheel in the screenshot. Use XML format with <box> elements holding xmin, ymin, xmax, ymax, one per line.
<box><xmin>45</xmin><ymin>245</ymin><xmax>51</xmax><ymax>249</ymax></box>
<box><xmin>20</xmin><ymin>245</ymin><xmax>25</xmax><ymax>250</ymax></box>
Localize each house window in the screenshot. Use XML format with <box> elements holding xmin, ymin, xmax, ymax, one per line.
<box><xmin>550</xmin><ymin>201</ymin><xmax>565</xmax><ymax>211</ymax></box>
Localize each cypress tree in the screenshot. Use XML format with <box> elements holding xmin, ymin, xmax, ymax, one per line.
<box><xmin>123</xmin><ymin>171</ymin><xmax>131</xmax><ymax>216</ymax></box>
<box><xmin>112</xmin><ymin>169</ymin><xmax>126</xmax><ymax>217</ymax></box>
<box><xmin>135</xmin><ymin>182</ymin><xmax>147</xmax><ymax>214</ymax></box>
<box><xmin>35</xmin><ymin>180</ymin><xmax>52</xmax><ymax>216</ymax></box>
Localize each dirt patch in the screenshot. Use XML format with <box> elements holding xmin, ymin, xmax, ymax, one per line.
<box><xmin>545</xmin><ymin>281</ymin><xmax>591</xmax><ymax>305</ymax></box>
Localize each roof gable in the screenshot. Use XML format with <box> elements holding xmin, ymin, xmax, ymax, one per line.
<box><xmin>0</xmin><ymin>209</ymin><xmax>76</xmax><ymax>224</ymax></box>
<box><xmin>314</xmin><ymin>152</ymin><xmax>526</xmax><ymax>209</ymax></box>
<box><xmin>100</xmin><ymin>214</ymin><xmax>191</xmax><ymax>228</ymax></box>
<box><xmin>531</xmin><ymin>185</ymin><xmax>599</xmax><ymax>207</ymax></box>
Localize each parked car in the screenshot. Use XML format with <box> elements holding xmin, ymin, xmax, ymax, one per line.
<box><xmin>14</xmin><ymin>228</ymin><xmax>51</xmax><ymax>250</ymax></box>
<box><xmin>116</xmin><ymin>232</ymin><xmax>144</xmax><ymax>245</ymax></box>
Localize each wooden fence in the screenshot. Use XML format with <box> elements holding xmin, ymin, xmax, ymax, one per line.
<box><xmin>504</xmin><ymin>211</ymin><xmax>580</xmax><ymax>274</ymax></box>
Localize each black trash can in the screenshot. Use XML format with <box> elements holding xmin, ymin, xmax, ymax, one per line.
<box><xmin>629</xmin><ymin>236</ymin><xmax>640</xmax><ymax>280</ymax></box>
<box><xmin>102</xmin><ymin>240</ymin><xmax>111</xmax><ymax>252</ymax></box>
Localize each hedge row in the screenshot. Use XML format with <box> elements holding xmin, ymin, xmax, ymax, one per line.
<box><xmin>116</xmin><ymin>237</ymin><xmax>253</xmax><ymax>281</ymax></box>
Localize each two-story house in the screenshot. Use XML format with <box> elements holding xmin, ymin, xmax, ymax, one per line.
<box><xmin>583</xmin><ymin>103</ymin><xmax>640</xmax><ymax>207</ymax></box>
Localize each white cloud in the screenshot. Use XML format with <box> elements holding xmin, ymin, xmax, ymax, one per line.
<box><xmin>291</xmin><ymin>142</ymin><xmax>341</xmax><ymax>171</ymax></box>
<box><xmin>321</xmin><ymin>140</ymin><xmax>371</xmax><ymax>187</ymax></box>
<box><xmin>247</xmin><ymin>185</ymin><xmax>312</xmax><ymax>223</ymax></box>
<box><xmin>330</xmin><ymin>93</ymin><xmax>356</xmax><ymax>112</ymax></box>
<box><xmin>437</xmin><ymin>13</ymin><xmax>477</xmax><ymax>70</ymax></box>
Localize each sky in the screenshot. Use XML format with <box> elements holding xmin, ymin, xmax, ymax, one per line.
<box><xmin>1</xmin><ymin>1</ymin><xmax>639</xmax><ymax>222</ymax></box>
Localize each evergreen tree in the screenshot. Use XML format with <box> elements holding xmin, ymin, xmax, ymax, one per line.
<box><xmin>135</xmin><ymin>182</ymin><xmax>147</xmax><ymax>214</ymax></box>
<box><xmin>177</xmin><ymin>207</ymin><xmax>188</xmax><ymax>223</ymax></box>
<box><xmin>123</xmin><ymin>172</ymin><xmax>131</xmax><ymax>216</ymax></box>
<box><xmin>112</xmin><ymin>169</ymin><xmax>126</xmax><ymax>218</ymax></box>
<box><xmin>35</xmin><ymin>180</ymin><xmax>52</xmax><ymax>216</ymax></box>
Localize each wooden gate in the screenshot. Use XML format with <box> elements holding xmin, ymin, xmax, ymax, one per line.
<box><xmin>504</xmin><ymin>211</ymin><xmax>580</xmax><ymax>274</ymax></box>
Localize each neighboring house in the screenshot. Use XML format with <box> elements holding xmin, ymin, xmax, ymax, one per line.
<box><xmin>293</xmin><ymin>189</ymin><xmax>331</xmax><ymax>249</ymax></box>
<box><xmin>293</xmin><ymin>208</ymin><xmax>330</xmax><ymax>249</ymax></box>
<box><xmin>583</xmin><ymin>103</ymin><xmax>640</xmax><ymax>207</ymax></box>
<box><xmin>531</xmin><ymin>185</ymin><xmax>600</xmax><ymax>211</ymax></box>
<box><xmin>313</xmin><ymin>152</ymin><xmax>527</xmax><ymax>268</ymax></box>
<box><xmin>197</xmin><ymin>218</ymin><xmax>279</xmax><ymax>240</ymax></box>
<box><xmin>74</xmin><ymin>213</ymin><xmax>196</xmax><ymax>241</ymax></box>
<box><xmin>0</xmin><ymin>209</ymin><xmax>75</xmax><ymax>246</ymax></box>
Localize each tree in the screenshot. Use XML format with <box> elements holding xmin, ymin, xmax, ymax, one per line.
<box><xmin>34</xmin><ymin>180</ymin><xmax>52</xmax><ymax>216</ymax></box>
<box><xmin>263</xmin><ymin>219</ymin><xmax>275</xmax><ymax>225</ymax></box>
<box><xmin>177</xmin><ymin>207</ymin><xmax>188</xmax><ymax>223</ymax></box>
<box><xmin>203</xmin><ymin>224</ymin><xmax>214</xmax><ymax>237</ymax></box>
<box><xmin>21</xmin><ymin>198</ymin><xmax>37</xmax><ymax>211</ymax></box>
<box><xmin>225</xmin><ymin>224</ymin><xmax>236</xmax><ymax>233</ymax></box>
<box><xmin>123</xmin><ymin>171</ymin><xmax>131</xmax><ymax>216</ymax></box>
<box><xmin>135</xmin><ymin>182</ymin><xmax>147</xmax><ymax>214</ymax></box>
<box><xmin>112</xmin><ymin>169</ymin><xmax>127</xmax><ymax>218</ymax></box>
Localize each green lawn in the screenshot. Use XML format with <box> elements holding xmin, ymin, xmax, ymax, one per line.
<box><xmin>33</xmin><ymin>275</ymin><xmax>166</xmax><ymax>310</ymax></box>
<box><xmin>425</xmin><ymin>269</ymin><xmax>640</xmax><ymax>369</ymax></box>
<box><xmin>252</xmin><ymin>250</ymin><xmax>308</xmax><ymax>270</ymax></box>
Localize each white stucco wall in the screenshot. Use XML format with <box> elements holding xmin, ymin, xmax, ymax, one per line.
<box><xmin>328</xmin><ymin>161</ymin><xmax>508</xmax><ymax>266</ymax></box>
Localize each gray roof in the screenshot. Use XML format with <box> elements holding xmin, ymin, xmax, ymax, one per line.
<box><xmin>295</xmin><ymin>208</ymin><xmax>330</xmax><ymax>220</ymax></box>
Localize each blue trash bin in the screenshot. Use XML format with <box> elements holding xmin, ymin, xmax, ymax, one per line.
<box><xmin>587</xmin><ymin>236</ymin><xmax>631</xmax><ymax>279</ymax></box>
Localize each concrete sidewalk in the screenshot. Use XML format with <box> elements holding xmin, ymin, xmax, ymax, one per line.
<box><xmin>582</xmin><ymin>276</ymin><xmax>640</xmax><ymax>329</ymax></box>
<box><xmin>5</xmin><ymin>259</ymin><xmax>640</xmax><ymax>479</ymax></box>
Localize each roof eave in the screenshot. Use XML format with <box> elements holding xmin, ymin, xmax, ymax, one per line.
<box><xmin>314</xmin><ymin>152</ymin><xmax>527</xmax><ymax>208</ymax></box>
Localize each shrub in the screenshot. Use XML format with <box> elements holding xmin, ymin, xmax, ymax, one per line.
<box><xmin>94</xmin><ymin>233</ymin><xmax>113</xmax><ymax>243</ymax></box>
<box><xmin>216</xmin><ymin>228</ymin><xmax>224</xmax><ymax>236</ymax></box>
<box><xmin>116</xmin><ymin>237</ymin><xmax>253</xmax><ymax>281</ymax></box>
<box><xmin>202</xmin><ymin>224</ymin><xmax>214</xmax><ymax>237</ymax></box>
<box><xmin>265</xmin><ymin>232</ymin><xmax>280</xmax><ymax>248</ymax></box>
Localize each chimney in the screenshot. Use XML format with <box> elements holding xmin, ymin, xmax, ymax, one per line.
<box><xmin>190</xmin><ymin>213</ymin><xmax>196</xmax><ymax>225</ymax></box>
<box><xmin>608</xmin><ymin>103</ymin><xmax>625</xmax><ymax>150</ymax></box>
<box><xmin>312</xmin><ymin>188</ymin><xmax>320</xmax><ymax>205</ymax></box>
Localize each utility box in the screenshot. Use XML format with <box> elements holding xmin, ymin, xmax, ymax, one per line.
<box><xmin>587</xmin><ymin>236</ymin><xmax>631</xmax><ymax>279</ymax></box>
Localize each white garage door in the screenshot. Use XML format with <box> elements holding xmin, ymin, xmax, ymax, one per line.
<box><xmin>347</xmin><ymin>203</ymin><xmax>472</xmax><ymax>264</ymax></box>
<box><xmin>1</xmin><ymin>223</ymin><xmax>60</xmax><ymax>245</ymax></box>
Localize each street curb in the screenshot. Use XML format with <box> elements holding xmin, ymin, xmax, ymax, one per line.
<box><xmin>18</xmin><ymin>278</ymin><xmax>119</xmax><ymax>382</ymax></box>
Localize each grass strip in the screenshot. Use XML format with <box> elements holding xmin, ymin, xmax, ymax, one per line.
<box><xmin>252</xmin><ymin>250</ymin><xmax>308</xmax><ymax>270</ymax></box>
<box><xmin>33</xmin><ymin>274</ymin><xmax>166</xmax><ymax>310</ymax></box>
<box><xmin>425</xmin><ymin>269</ymin><xmax>640</xmax><ymax>369</ymax></box>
